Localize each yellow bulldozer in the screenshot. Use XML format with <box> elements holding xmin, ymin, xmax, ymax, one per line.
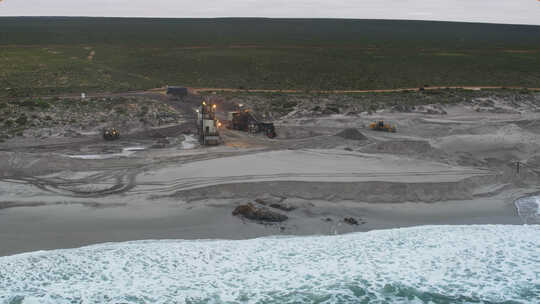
<box><xmin>370</xmin><ymin>120</ymin><xmax>396</xmax><ymax>133</ymax></box>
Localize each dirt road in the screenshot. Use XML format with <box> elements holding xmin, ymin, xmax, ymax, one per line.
<box><xmin>15</xmin><ymin>85</ymin><xmax>539</xmax><ymax>102</ymax></box>
<box><xmin>189</xmin><ymin>86</ymin><xmax>540</xmax><ymax>95</ymax></box>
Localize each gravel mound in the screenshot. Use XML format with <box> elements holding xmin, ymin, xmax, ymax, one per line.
<box><xmin>335</xmin><ymin>128</ymin><xmax>367</xmax><ymax>141</ymax></box>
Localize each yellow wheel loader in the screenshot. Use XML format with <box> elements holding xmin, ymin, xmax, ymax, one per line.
<box><xmin>369</xmin><ymin>120</ymin><xmax>396</xmax><ymax>133</ymax></box>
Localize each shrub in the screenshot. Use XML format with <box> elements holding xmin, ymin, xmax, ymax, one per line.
<box><xmin>36</xmin><ymin>99</ymin><xmax>50</xmax><ymax>109</ymax></box>
<box><xmin>114</xmin><ymin>106</ymin><xmax>127</xmax><ymax>114</ymax></box>
<box><xmin>18</xmin><ymin>99</ymin><xmax>50</xmax><ymax>110</ymax></box>
<box><xmin>323</xmin><ymin>106</ymin><xmax>340</xmax><ymax>114</ymax></box>
<box><xmin>138</xmin><ymin>105</ymin><xmax>149</xmax><ymax>117</ymax></box>
<box><xmin>16</xmin><ymin>114</ymin><xmax>28</xmax><ymax>125</ymax></box>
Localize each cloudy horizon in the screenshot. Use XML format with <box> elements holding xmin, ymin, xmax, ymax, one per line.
<box><xmin>0</xmin><ymin>0</ymin><xmax>539</xmax><ymax>26</ymax></box>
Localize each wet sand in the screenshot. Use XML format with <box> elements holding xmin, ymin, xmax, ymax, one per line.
<box><xmin>0</xmin><ymin>193</ymin><xmax>522</xmax><ymax>256</ymax></box>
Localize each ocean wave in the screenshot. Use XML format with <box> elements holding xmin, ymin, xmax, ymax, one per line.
<box><xmin>515</xmin><ymin>195</ymin><xmax>540</xmax><ymax>224</ymax></box>
<box><xmin>1</xmin><ymin>225</ymin><xmax>538</xmax><ymax>304</ymax></box>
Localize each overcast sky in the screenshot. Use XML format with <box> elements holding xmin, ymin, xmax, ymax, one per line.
<box><xmin>0</xmin><ymin>0</ymin><xmax>539</xmax><ymax>25</ymax></box>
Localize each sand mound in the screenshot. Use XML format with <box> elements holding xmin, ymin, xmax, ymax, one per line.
<box><xmin>433</xmin><ymin>124</ymin><xmax>540</xmax><ymax>161</ymax></box>
<box><xmin>361</xmin><ymin>140</ymin><xmax>433</xmax><ymax>155</ymax></box>
<box><xmin>335</xmin><ymin>128</ymin><xmax>367</xmax><ymax>140</ymax></box>
<box><xmin>176</xmin><ymin>175</ymin><xmax>493</xmax><ymax>203</ymax></box>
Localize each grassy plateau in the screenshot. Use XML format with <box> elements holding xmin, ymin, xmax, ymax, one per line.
<box><xmin>0</xmin><ymin>17</ymin><xmax>539</xmax><ymax>98</ymax></box>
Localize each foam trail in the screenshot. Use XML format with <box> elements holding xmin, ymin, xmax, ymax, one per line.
<box><xmin>0</xmin><ymin>225</ymin><xmax>538</xmax><ymax>304</ymax></box>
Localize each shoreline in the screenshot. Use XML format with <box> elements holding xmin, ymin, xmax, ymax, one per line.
<box><xmin>0</xmin><ymin>193</ymin><xmax>523</xmax><ymax>257</ymax></box>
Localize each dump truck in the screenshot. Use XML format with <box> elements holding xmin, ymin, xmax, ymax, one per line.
<box><xmin>370</xmin><ymin>120</ymin><xmax>396</xmax><ymax>133</ymax></box>
<box><xmin>196</xmin><ymin>101</ymin><xmax>220</xmax><ymax>145</ymax></box>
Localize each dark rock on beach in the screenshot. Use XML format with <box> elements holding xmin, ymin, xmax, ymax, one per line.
<box><xmin>344</xmin><ymin>217</ymin><xmax>359</xmax><ymax>225</ymax></box>
<box><xmin>232</xmin><ymin>203</ymin><xmax>288</xmax><ymax>223</ymax></box>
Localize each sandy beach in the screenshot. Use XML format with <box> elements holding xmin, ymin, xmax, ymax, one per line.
<box><xmin>0</xmin><ymin>194</ymin><xmax>522</xmax><ymax>256</ymax></box>
<box><xmin>1</xmin><ymin>91</ymin><xmax>539</xmax><ymax>256</ymax></box>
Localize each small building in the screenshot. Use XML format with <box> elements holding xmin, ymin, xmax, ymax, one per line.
<box><xmin>166</xmin><ymin>86</ymin><xmax>188</xmax><ymax>98</ymax></box>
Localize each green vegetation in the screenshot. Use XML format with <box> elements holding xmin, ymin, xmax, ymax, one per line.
<box><xmin>0</xmin><ymin>17</ymin><xmax>539</xmax><ymax>98</ymax></box>
<box><xmin>15</xmin><ymin>114</ymin><xmax>28</xmax><ymax>125</ymax></box>
<box><xmin>0</xmin><ymin>95</ymin><xmax>181</xmax><ymax>137</ymax></box>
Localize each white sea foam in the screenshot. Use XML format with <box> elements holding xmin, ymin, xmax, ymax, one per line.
<box><xmin>0</xmin><ymin>225</ymin><xmax>538</xmax><ymax>304</ymax></box>
<box><xmin>515</xmin><ymin>195</ymin><xmax>540</xmax><ymax>224</ymax></box>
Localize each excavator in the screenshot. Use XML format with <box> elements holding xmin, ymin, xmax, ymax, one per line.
<box><xmin>370</xmin><ymin>120</ymin><xmax>396</xmax><ymax>133</ymax></box>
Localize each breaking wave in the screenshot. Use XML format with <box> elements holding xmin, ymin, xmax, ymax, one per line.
<box><xmin>515</xmin><ymin>195</ymin><xmax>540</xmax><ymax>224</ymax></box>
<box><xmin>1</xmin><ymin>225</ymin><xmax>538</xmax><ymax>304</ymax></box>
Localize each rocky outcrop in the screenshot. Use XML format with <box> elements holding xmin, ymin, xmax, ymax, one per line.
<box><xmin>232</xmin><ymin>203</ymin><xmax>288</xmax><ymax>223</ymax></box>
<box><xmin>255</xmin><ymin>198</ymin><xmax>296</xmax><ymax>212</ymax></box>
<box><xmin>269</xmin><ymin>203</ymin><xmax>296</xmax><ymax>212</ymax></box>
<box><xmin>344</xmin><ymin>217</ymin><xmax>359</xmax><ymax>225</ymax></box>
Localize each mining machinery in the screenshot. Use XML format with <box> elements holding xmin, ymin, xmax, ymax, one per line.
<box><xmin>196</xmin><ymin>101</ymin><xmax>221</xmax><ymax>145</ymax></box>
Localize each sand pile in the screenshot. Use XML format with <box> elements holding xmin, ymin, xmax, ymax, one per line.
<box><xmin>362</xmin><ymin>140</ymin><xmax>434</xmax><ymax>155</ymax></box>
<box><xmin>178</xmin><ymin>178</ymin><xmax>483</xmax><ymax>203</ymax></box>
<box><xmin>335</xmin><ymin>128</ymin><xmax>367</xmax><ymax>140</ymax></box>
